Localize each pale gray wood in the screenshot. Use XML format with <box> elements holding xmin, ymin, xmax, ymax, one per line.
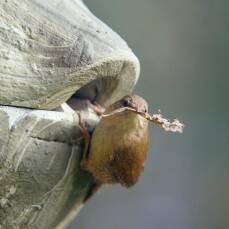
<box><xmin>0</xmin><ymin>0</ymin><xmax>140</xmax><ymax>228</ymax></box>
<box><xmin>0</xmin><ymin>106</ymin><xmax>98</xmax><ymax>229</ymax></box>
<box><xmin>0</xmin><ymin>0</ymin><xmax>140</xmax><ymax>109</ymax></box>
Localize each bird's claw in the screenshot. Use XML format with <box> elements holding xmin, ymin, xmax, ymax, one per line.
<box><xmin>75</xmin><ymin>111</ymin><xmax>90</xmax><ymax>140</ymax></box>
<box><xmin>86</xmin><ymin>100</ymin><xmax>105</xmax><ymax>115</ymax></box>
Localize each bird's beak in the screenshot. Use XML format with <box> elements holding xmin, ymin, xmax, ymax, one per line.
<box><xmin>143</xmin><ymin>113</ymin><xmax>151</xmax><ymax>120</ymax></box>
<box><xmin>134</xmin><ymin>109</ymin><xmax>151</xmax><ymax>120</ymax></box>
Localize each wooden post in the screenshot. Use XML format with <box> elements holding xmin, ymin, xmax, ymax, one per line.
<box><xmin>0</xmin><ymin>0</ymin><xmax>139</xmax><ymax>228</ymax></box>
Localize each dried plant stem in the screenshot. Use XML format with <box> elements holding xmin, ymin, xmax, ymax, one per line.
<box><xmin>102</xmin><ymin>107</ymin><xmax>184</xmax><ymax>133</ymax></box>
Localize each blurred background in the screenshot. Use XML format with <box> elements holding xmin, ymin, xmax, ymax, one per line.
<box><xmin>68</xmin><ymin>0</ymin><xmax>229</xmax><ymax>229</ymax></box>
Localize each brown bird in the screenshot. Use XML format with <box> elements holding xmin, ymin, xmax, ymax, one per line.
<box><xmin>80</xmin><ymin>95</ymin><xmax>150</xmax><ymax>200</ymax></box>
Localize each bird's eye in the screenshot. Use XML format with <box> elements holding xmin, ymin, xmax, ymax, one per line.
<box><xmin>144</xmin><ymin>108</ymin><xmax>147</xmax><ymax>113</ymax></box>
<box><xmin>123</xmin><ymin>100</ymin><xmax>129</xmax><ymax>107</ymax></box>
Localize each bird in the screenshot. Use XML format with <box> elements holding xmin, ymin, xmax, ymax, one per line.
<box><xmin>80</xmin><ymin>94</ymin><xmax>150</xmax><ymax>201</ymax></box>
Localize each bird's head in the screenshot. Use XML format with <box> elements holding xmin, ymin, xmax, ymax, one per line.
<box><xmin>105</xmin><ymin>94</ymin><xmax>148</xmax><ymax>114</ymax></box>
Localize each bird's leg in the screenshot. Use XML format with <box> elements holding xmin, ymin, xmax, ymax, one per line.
<box><xmin>76</xmin><ymin>109</ymin><xmax>103</xmax><ymax>203</ymax></box>
<box><xmin>61</xmin><ymin>102</ymin><xmax>103</xmax><ymax>202</ymax></box>
<box><xmin>61</xmin><ymin>102</ymin><xmax>91</xmax><ymax>160</ymax></box>
<box><xmin>75</xmin><ymin>110</ymin><xmax>91</xmax><ymax>160</ymax></box>
<box><xmin>86</xmin><ymin>100</ymin><xmax>105</xmax><ymax>116</ymax></box>
<box><xmin>76</xmin><ymin>111</ymin><xmax>90</xmax><ymax>140</ymax></box>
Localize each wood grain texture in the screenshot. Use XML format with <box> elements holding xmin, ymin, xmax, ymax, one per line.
<box><xmin>0</xmin><ymin>0</ymin><xmax>140</xmax><ymax>228</ymax></box>
<box><xmin>0</xmin><ymin>0</ymin><xmax>140</xmax><ymax>109</ymax></box>
<box><xmin>0</xmin><ymin>106</ymin><xmax>96</xmax><ymax>228</ymax></box>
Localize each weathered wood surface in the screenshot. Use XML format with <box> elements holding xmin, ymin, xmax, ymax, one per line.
<box><xmin>0</xmin><ymin>0</ymin><xmax>139</xmax><ymax>109</ymax></box>
<box><xmin>0</xmin><ymin>106</ymin><xmax>99</xmax><ymax>228</ymax></box>
<box><xmin>0</xmin><ymin>0</ymin><xmax>139</xmax><ymax>228</ymax></box>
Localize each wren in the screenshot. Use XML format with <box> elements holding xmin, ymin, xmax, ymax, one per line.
<box><xmin>80</xmin><ymin>94</ymin><xmax>150</xmax><ymax>197</ymax></box>
<box><xmin>63</xmin><ymin>92</ymin><xmax>183</xmax><ymax>201</ymax></box>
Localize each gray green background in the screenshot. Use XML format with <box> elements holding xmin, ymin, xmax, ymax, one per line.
<box><xmin>68</xmin><ymin>0</ymin><xmax>229</xmax><ymax>228</ymax></box>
